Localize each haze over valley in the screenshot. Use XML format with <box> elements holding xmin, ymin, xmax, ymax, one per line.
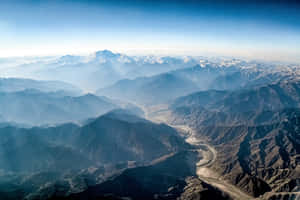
<box><xmin>0</xmin><ymin>0</ymin><xmax>300</xmax><ymax>199</ymax></box>
<box><xmin>0</xmin><ymin>49</ymin><xmax>299</xmax><ymax>200</ymax></box>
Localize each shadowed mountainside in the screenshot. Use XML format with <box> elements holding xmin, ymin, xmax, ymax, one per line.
<box><xmin>52</xmin><ymin>151</ymin><xmax>231</xmax><ymax>200</ymax></box>
<box><xmin>0</xmin><ymin>110</ymin><xmax>190</xmax><ymax>199</ymax></box>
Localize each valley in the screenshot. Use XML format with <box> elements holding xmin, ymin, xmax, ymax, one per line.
<box><xmin>143</xmin><ymin>105</ymin><xmax>255</xmax><ymax>200</ymax></box>
<box><xmin>0</xmin><ymin>50</ymin><xmax>299</xmax><ymax>200</ymax></box>
<box><xmin>1</xmin><ymin>0</ymin><xmax>300</xmax><ymax>198</ymax></box>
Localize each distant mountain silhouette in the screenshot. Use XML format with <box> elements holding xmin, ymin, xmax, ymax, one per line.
<box><xmin>0</xmin><ymin>78</ymin><xmax>82</xmax><ymax>95</ymax></box>
<box><xmin>0</xmin><ymin>90</ymin><xmax>117</xmax><ymax>125</ymax></box>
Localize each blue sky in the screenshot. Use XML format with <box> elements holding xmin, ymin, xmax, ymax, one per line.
<box><xmin>0</xmin><ymin>0</ymin><xmax>300</xmax><ymax>62</ymax></box>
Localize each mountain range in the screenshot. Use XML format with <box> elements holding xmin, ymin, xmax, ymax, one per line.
<box><xmin>0</xmin><ymin>78</ymin><xmax>82</xmax><ymax>96</ymax></box>
<box><xmin>98</xmin><ymin>64</ymin><xmax>295</xmax><ymax>105</ymax></box>
<box><xmin>0</xmin><ymin>51</ymin><xmax>299</xmax><ymax>200</ymax></box>
<box><xmin>0</xmin><ymin>89</ymin><xmax>116</xmax><ymax>125</ymax></box>
<box><xmin>0</xmin><ymin>110</ymin><xmax>189</xmax><ymax>199</ymax></box>
<box><xmin>169</xmin><ymin>79</ymin><xmax>300</xmax><ymax>199</ymax></box>
<box><xmin>1</xmin><ymin>50</ymin><xmax>201</xmax><ymax>91</ymax></box>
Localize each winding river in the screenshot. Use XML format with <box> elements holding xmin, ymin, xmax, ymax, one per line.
<box><xmin>140</xmin><ymin>104</ymin><xmax>255</xmax><ymax>200</ymax></box>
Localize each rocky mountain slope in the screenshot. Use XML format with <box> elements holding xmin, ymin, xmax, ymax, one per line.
<box><xmin>170</xmin><ymin>80</ymin><xmax>300</xmax><ymax>198</ymax></box>
<box><xmin>171</xmin><ymin>80</ymin><xmax>300</xmax><ymax>126</ymax></box>
<box><xmin>51</xmin><ymin>151</ymin><xmax>231</xmax><ymax>200</ymax></box>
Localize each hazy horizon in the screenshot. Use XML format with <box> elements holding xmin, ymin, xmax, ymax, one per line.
<box><xmin>1</xmin><ymin>0</ymin><xmax>300</xmax><ymax>62</ymax></box>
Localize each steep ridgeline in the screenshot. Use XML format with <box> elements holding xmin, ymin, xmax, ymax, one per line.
<box><xmin>0</xmin><ymin>110</ymin><xmax>188</xmax><ymax>172</ymax></box>
<box><xmin>197</xmin><ymin>113</ymin><xmax>300</xmax><ymax>199</ymax></box>
<box><xmin>97</xmin><ymin>64</ymin><xmax>291</xmax><ymax>105</ymax></box>
<box><xmin>170</xmin><ymin>64</ymin><xmax>288</xmax><ymax>91</ymax></box>
<box><xmin>170</xmin><ymin>80</ymin><xmax>300</xmax><ymax>198</ymax></box>
<box><xmin>171</xmin><ymin>80</ymin><xmax>300</xmax><ymax>126</ymax></box>
<box><xmin>74</xmin><ymin>110</ymin><xmax>189</xmax><ymax>164</ymax></box>
<box><xmin>0</xmin><ymin>90</ymin><xmax>116</xmax><ymax>125</ymax></box>
<box><xmin>0</xmin><ymin>110</ymin><xmax>189</xmax><ymax>200</ymax></box>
